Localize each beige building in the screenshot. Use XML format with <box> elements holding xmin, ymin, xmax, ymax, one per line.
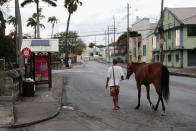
<box><xmin>130</xmin><ymin>18</ymin><xmax>157</xmax><ymax>63</ymax></box>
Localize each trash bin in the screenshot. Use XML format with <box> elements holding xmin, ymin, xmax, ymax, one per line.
<box><xmin>22</xmin><ymin>81</ymin><xmax>35</xmax><ymax>97</ymax></box>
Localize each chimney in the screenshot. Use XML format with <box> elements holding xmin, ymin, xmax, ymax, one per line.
<box><xmin>136</xmin><ymin>16</ymin><xmax>140</xmax><ymax>21</ymax></box>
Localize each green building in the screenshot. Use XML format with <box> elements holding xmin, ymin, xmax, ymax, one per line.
<box><xmin>153</xmin><ymin>7</ymin><xmax>196</xmax><ymax>67</ymax></box>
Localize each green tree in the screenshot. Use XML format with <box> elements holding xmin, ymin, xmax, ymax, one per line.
<box><xmin>0</xmin><ymin>0</ymin><xmax>9</xmax><ymax>35</ymax></box>
<box><xmin>54</xmin><ymin>31</ymin><xmax>86</xmax><ymax>55</ymax></box>
<box><xmin>7</xmin><ymin>16</ymin><xmax>16</xmax><ymax>26</ymax></box>
<box><xmin>64</xmin><ymin>0</ymin><xmax>82</xmax><ymax>66</ymax></box>
<box><xmin>26</xmin><ymin>12</ymin><xmax>45</xmax><ymax>38</ymax></box>
<box><xmin>0</xmin><ymin>33</ymin><xmax>16</xmax><ymax>69</ymax></box>
<box><xmin>88</xmin><ymin>42</ymin><xmax>96</xmax><ymax>48</ymax></box>
<box><xmin>116</xmin><ymin>32</ymin><xmax>127</xmax><ymax>56</ymax></box>
<box><xmin>48</xmin><ymin>16</ymin><xmax>59</xmax><ymax>38</ymax></box>
<box><xmin>96</xmin><ymin>44</ymin><xmax>105</xmax><ymax>48</ymax></box>
<box><xmin>7</xmin><ymin>16</ymin><xmax>16</xmax><ymax>38</ymax></box>
<box><xmin>21</xmin><ymin>0</ymin><xmax>57</xmax><ymax>38</ymax></box>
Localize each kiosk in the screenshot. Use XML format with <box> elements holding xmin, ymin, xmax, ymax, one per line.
<box><xmin>21</xmin><ymin>39</ymin><xmax>59</xmax><ymax>89</ymax></box>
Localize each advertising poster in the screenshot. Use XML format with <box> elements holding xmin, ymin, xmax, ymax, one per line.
<box><xmin>35</xmin><ymin>56</ymin><xmax>48</xmax><ymax>79</ymax></box>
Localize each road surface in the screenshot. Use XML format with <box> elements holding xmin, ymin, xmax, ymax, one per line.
<box><xmin>8</xmin><ymin>61</ymin><xmax>196</xmax><ymax>131</ymax></box>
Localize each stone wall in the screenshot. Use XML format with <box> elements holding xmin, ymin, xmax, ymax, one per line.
<box><xmin>0</xmin><ymin>68</ymin><xmax>24</xmax><ymax>100</ymax></box>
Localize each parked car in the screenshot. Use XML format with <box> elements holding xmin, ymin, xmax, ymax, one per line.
<box><xmin>84</xmin><ymin>56</ymin><xmax>89</xmax><ymax>62</ymax></box>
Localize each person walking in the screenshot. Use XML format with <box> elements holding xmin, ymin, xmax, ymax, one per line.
<box><xmin>106</xmin><ymin>59</ymin><xmax>124</xmax><ymax>110</ymax></box>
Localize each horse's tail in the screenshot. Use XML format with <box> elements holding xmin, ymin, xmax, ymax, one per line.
<box><xmin>161</xmin><ymin>65</ymin><xmax>170</xmax><ymax>103</ymax></box>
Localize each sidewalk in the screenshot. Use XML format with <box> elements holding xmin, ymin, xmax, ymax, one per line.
<box><xmin>12</xmin><ymin>74</ymin><xmax>64</xmax><ymax>128</ymax></box>
<box><xmin>0</xmin><ymin>102</ymin><xmax>14</xmax><ymax>128</ymax></box>
<box><xmin>0</xmin><ymin>73</ymin><xmax>64</xmax><ymax>128</ymax></box>
<box><xmin>168</xmin><ymin>67</ymin><xmax>196</xmax><ymax>78</ymax></box>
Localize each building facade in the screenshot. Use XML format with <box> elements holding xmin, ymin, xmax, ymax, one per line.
<box><xmin>153</xmin><ymin>7</ymin><xmax>196</xmax><ymax>67</ymax></box>
<box><xmin>130</xmin><ymin>18</ymin><xmax>157</xmax><ymax>63</ymax></box>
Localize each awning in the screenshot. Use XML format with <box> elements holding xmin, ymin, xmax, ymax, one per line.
<box><xmin>21</xmin><ymin>39</ymin><xmax>59</xmax><ymax>53</ymax></box>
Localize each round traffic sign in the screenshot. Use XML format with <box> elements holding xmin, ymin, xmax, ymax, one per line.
<box><xmin>160</xmin><ymin>38</ymin><xmax>164</xmax><ymax>44</ymax></box>
<box><xmin>21</xmin><ymin>48</ymin><xmax>31</xmax><ymax>58</ymax></box>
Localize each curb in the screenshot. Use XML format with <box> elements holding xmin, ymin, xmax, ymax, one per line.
<box><xmin>169</xmin><ymin>72</ymin><xmax>196</xmax><ymax>78</ymax></box>
<box><xmin>10</xmin><ymin>105</ymin><xmax>61</xmax><ymax>129</ymax></box>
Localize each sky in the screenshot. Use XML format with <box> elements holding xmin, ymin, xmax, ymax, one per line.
<box><xmin>2</xmin><ymin>0</ymin><xmax>196</xmax><ymax>46</ymax></box>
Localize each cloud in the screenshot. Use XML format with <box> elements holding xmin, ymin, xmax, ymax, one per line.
<box><xmin>4</xmin><ymin>0</ymin><xmax>196</xmax><ymax>45</ymax></box>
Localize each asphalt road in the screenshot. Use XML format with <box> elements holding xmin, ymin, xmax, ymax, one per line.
<box><xmin>7</xmin><ymin>61</ymin><xmax>196</xmax><ymax>131</ymax></box>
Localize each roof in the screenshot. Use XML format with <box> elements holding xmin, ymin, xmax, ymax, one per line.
<box><xmin>147</xmin><ymin>23</ymin><xmax>157</xmax><ymax>36</ymax></box>
<box><xmin>168</xmin><ymin>7</ymin><xmax>196</xmax><ymax>24</ymax></box>
<box><xmin>21</xmin><ymin>39</ymin><xmax>59</xmax><ymax>53</ymax></box>
<box><xmin>68</xmin><ymin>53</ymin><xmax>77</xmax><ymax>57</ymax></box>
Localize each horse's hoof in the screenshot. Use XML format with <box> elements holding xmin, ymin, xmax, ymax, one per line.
<box><xmin>151</xmin><ymin>105</ymin><xmax>155</xmax><ymax>110</ymax></box>
<box><xmin>161</xmin><ymin>111</ymin><xmax>166</xmax><ymax>116</ymax></box>
<box><xmin>135</xmin><ymin>106</ymin><xmax>140</xmax><ymax>110</ymax></box>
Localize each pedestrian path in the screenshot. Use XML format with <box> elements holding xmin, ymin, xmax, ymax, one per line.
<box><xmin>0</xmin><ymin>102</ymin><xmax>14</xmax><ymax>128</ymax></box>
<box><xmin>12</xmin><ymin>75</ymin><xmax>64</xmax><ymax>127</ymax></box>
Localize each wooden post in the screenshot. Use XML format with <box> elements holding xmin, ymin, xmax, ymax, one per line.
<box><xmin>33</xmin><ymin>53</ymin><xmax>35</xmax><ymax>81</ymax></box>
<box><xmin>48</xmin><ymin>53</ymin><xmax>52</xmax><ymax>89</ymax></box>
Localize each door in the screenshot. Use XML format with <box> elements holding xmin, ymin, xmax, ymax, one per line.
<box><xmin>188</xmin><ymin>50</ymin><xmax>196</xmax><ymax>66</ymax></box>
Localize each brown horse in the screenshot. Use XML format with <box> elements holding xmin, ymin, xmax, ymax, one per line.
<box><xmin>126</xmin><ymin>62</ymin><xmax>170</xmax><ymax>116</ymax></box>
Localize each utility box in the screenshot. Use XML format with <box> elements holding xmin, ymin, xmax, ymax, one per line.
<box><xmin>22</xmin><ymin>81</ymin><xmax>35</xmax><ymax>97</ymax></box>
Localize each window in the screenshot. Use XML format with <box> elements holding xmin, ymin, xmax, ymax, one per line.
<box><xmin>152</xmin><ymin>36</ymin><xmax>157</xmax><ymax>49</ymax></box>
<box><xmin>157</xmin><ymin>55</ymin><xmax>160</xmax><ymax>62</ymax></box>
<box><xmin>187</xmin><ymin>26</ymin><xmax>196</xmax><ymax>36</ymax></box>
<box><xmin>143</xmin><ymin>45</ymin><xmax>146</xmax><ymax>56</ymax></box>
<box><xmin>168</xmin><ymin>54</ymin><xmax>171</xmax><ymax>62</ymax></box>
<box><xmin>168</xmin><ymin>30</ymin><xmax>171</xmax><ymax>39</ymax></box>
<box><xmin>176</xmin><ymin>54</ymin><xmax>179</xmax><ymax>63</ymax></box>
<box><xmin>133</xmin><ymin>47</ymin><xmax>136</xmax><ymax>57</ymax></box>
<box><xmin>176</xmin><ymin>30</ymin><xmax>180</xmax><ymax>46</ymax></box>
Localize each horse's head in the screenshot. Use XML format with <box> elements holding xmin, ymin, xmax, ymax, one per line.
<box><xmin>126</xmin><ymin>63</ymin><xmax>134</xmax><ymax>79</ymax></box>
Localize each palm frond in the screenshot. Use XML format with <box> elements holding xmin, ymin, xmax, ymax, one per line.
<box><xmin>42</xmin><ymin>0</ymin><xmax>57</xmax><ymax>6</ymax></box>
<box><xmin>39</xmin><ymin>24</ymin><xmax>45</xmax><ymax>29</ymax></box>
<box><xmin>21</xmin><ymin>0</ymin><xmax>34</xmax><ymax>7</ymax></box>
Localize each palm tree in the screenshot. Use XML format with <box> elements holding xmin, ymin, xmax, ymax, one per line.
<box><xmin>27</xmin><ymin>13</ymin><xmax>45</xmax><ymax>38</ymax></box>
<box><xmin>48</xmin><ymin>16</ymin><xmax>59</xmax><ymax>38</ymax></box>
<box><xmin>7</xmin><ymin>16</ymin><xmax>16</xmax><ymax>27</ymax></box>
<box><xmin>21</xmin><ymin>0</ymin><xmax>57</xmax><ymax>38</ymax></box>
<box><xmin>7</xmin><ymin>16</ymin><xmax>16</xmax><ymax>39</ymax></box>
<box><xmin>0</xmin><ymin>0</ymin><xmax>8</xmax><ymax>35</ymax></box>
<box><xmin>64</xmin><ymin>0</ymin><xmax>82</xmax><ymax>67</ymax></box>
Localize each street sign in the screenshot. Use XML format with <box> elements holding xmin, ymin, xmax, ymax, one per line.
<box><xmin>160</xmin><ymin>39</ymin><xmax>164</xmax><ymax>44</ymax></box>
<box><xmin>21</xmin><ymin>48</ymin><xmax>31</xmax><ymax>58</ymax></box>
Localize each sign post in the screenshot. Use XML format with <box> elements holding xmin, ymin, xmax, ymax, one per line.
<box><xmin>21</xmin><ymin>48</ymin><xmax>31</xmax><ymax>78</ymax></box>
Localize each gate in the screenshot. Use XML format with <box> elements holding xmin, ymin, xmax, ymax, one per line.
<box><xmin>0</xmin><ymin>58</ymin><xmax>5</xmax><ymax>96</ymax></box>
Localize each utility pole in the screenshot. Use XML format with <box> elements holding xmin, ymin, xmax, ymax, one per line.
<box><xmin>127</xmin><ymin>3</ymin><xmax>130</xmax><ymax>63</ymax></box>
<box><xmin>94</xmin><ymin>36</ymin><xmax>96</xmax><ymax>56</ymax></box>
<box><xmin>108</xmin><ymin>26</ymin><xmax>110</xmax><ymax>62</ymax></box>
<box><xmin>113</xmin><ymin>16</ymin><xmax>116</xmax><ymax>55</ymax></box>
<box><xmin>105</xmin><ymin>31</ymin><xmax>107</xmax><ymax>60</ymax></box>
<box><xmin>15</xmin><ymin>0</ymin><xmax>23</xmax><ymax>67</ymax></box>
<box><xmin>159</xmin><ymin>0</ymin><xmax>164</xmax><ymax>63</ymax></box>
